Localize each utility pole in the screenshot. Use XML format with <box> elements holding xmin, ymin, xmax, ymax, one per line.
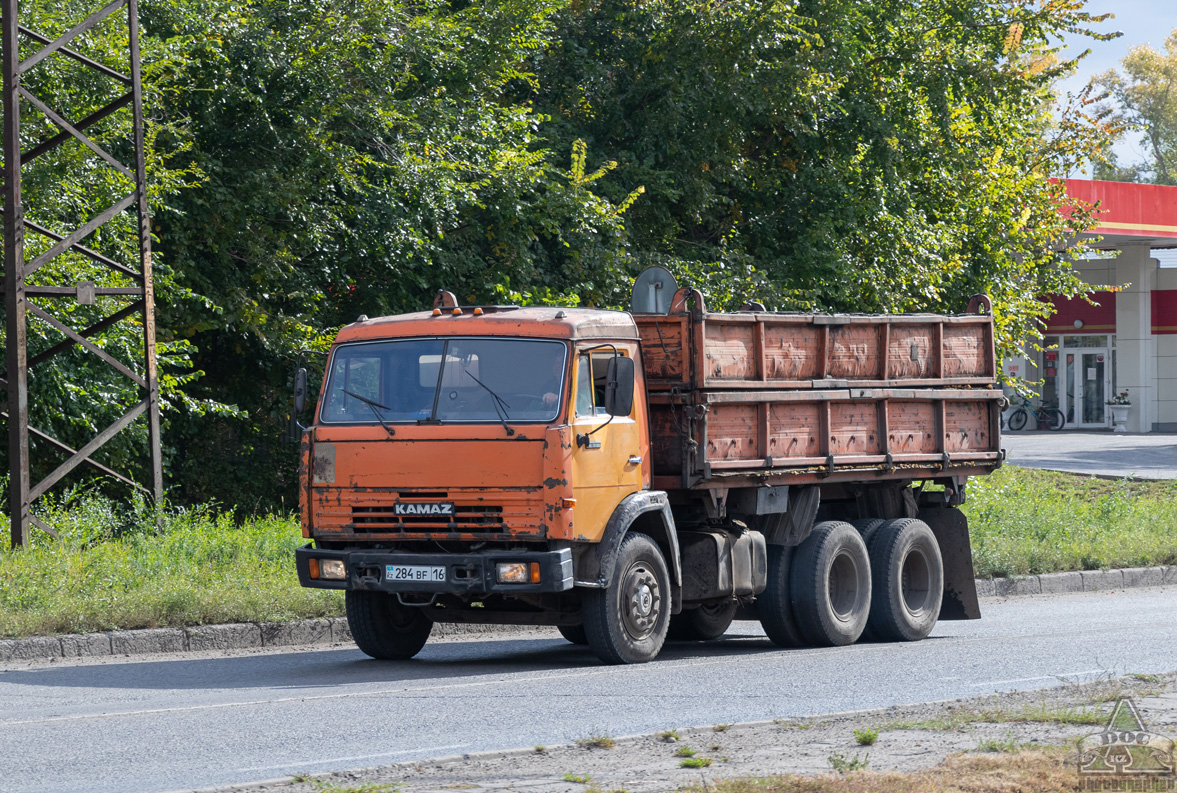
<box><xmin>1</xmin><ymin>0</ymin><xmax>162</xmax><ymax>547</ymax></box>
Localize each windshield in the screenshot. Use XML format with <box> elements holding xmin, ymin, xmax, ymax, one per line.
<box><xmin>320</xmin><ymin>337</ymin><xmax>567</xmax><ymax>424</ymax></box>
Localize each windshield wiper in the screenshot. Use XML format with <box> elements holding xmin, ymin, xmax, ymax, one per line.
<box><xmin>464</xmin><ymin>369</ymin><xmax>515</xmax><ymax>437</ymax></box>
<box><xmin>343</xmin><ymin>389</ymin><xmax>396</xmax><ymax>437</ymax></box>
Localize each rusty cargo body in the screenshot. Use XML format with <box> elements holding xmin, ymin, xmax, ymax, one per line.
<box><xmin>635</xmin><ymin>289</ymin><xmax>1001</xmax><ymax>490</ymax></box>
<box><xmin>295</xmin><ymin>275</ymin><xmax>1004</xmax><ymax>665</ymax></box>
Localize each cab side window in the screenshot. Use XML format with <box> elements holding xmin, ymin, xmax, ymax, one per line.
<box><xmin>574</xmin><ymin>352</ymin><xmax>632</xmax><ymax>417</ymax></box>
<box><xmin>575</xmin><ymin>355</ymin><xmax>595</xmax><ymax>417</ymax></box>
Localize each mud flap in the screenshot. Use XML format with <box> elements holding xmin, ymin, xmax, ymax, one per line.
<box><xmin>919</xmin><ymin>503</ymin><xmax>981</xmax><ymax>620</ymax></box>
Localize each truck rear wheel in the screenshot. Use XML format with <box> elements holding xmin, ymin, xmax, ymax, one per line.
<box><xmin>852</xmin><ymin>518</ymin><xmax>887</xmax><ymax>548</ymax></box>
<box><xmin>558</xmin><ymin>624</ymin><xmax>589</xmax><ymax>645</ymax></box>
<box><xmin>345</xmin><ymin>590</ymin><xmax>433</xmax><ymax>660</ymax></box>
<box><xmin>866</xmin><ymin>518</ymin><xmax>943</xmax><ymax>641</ymax></box>
<box><xmin>759</xmin><ymin>544</ymin><xmax>806</xmax><ymax>648</ymax></box>
<box><xmin>790</xmin><ymin>521</ymin><xmax>871</xmax><ymax>646</ymax></box>
<box><xmin>667</xmin><ymin>601</ymin><xmax>737</xmax><ymax>641</ymax></box>
<box><xmin>583</xmin><ymin>532</ymin><xmax>671</xmax><ymax>664</ymax></box>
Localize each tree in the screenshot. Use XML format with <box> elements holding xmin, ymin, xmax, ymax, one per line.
<box><xmin>1094</xmin><ymin>30</ymin><xmax>1177</xmax><ymax>185</ymax></box>
<box><xmin>527</xmin><ymin>0</ymin><xmax>1113</xmax><ymax>359</ymax></box>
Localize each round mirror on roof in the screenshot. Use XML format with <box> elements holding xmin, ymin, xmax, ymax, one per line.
<box><xmin>630</xmin><ymin>266</ymin><xmax>679</xmax><ymax>315</ymax></box>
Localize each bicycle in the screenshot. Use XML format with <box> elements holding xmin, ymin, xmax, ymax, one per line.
<box><xmin>1006</xmin><ymin>399</ymin><xmax>1065</xmax><ymax>431</ymax></box>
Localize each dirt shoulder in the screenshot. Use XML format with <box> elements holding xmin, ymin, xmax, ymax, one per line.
<box><xmin>208</xmin><ymin>672</ymin><xmax>1177</xmax><ymax>793</ymax></box>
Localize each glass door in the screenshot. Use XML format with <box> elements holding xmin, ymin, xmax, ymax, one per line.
<box><xmin>1071</xmin><ymin>350</ymin><xmax>1108</xmax><ymax>427</ymax></box>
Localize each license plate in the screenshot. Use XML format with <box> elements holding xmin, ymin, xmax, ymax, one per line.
<box><xmin>385</xmin><ymin>564</ymin><xmax>446</xmax><ymax>583</ymax></box>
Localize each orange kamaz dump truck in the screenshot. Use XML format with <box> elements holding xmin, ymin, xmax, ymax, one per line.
<box><xmin>295</xmin><ymin>270</ymin><xmax>1004</xmax><ymax>664</ymax></box>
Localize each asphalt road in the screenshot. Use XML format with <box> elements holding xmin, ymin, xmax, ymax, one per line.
<box><xmin>3</xmin><ymin>587</ymin><xmax>1176</xmax><ymax>793</ymax></box>
<box><xmin>1002</xmin><ymin>431</ymin><xmax>1177</xmax><ymax>479</ymax></box>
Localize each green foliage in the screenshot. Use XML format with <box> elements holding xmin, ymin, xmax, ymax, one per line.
<box><xmin>679</xmin><ymin>757</ymin><xmax>712</xmax><ymax>769</ymax></box>
<box><xmin>8</xmin><ymin>0</ymin><xmax>1122</xmax><ymax>511</ymax></box>
<box><xmin>0</xmin><ymin>488</ymin><xmax>334</xmax><ymax>637</ymax></box>
<box><xmin>853</xmin><ymin>728</ymin><xmax>879</xmax><ymax>746</ymax></box>
<box><xmin>1094</xmin><ymin>30</ymin><xmax>1177</xmax><ymax>184</ymax></box>
<box><xmin>963</xmin><ymin>466</ymin><xmax>1177</xmax><ymax>577</ymax></box>
<box><xmin>827</xmin><ymin>753</ymin><xmax>869</xmax><ymax>773</ymax></box>
<box><xmin>528</xmin><ymin>0</ymin><xmax>1114</xmax><ymax>362</ymax></box>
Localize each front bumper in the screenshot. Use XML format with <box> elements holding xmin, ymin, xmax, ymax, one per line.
<box><xmin>295</xmin><ymin>544</ymin><xmax>574</xmax><ymax>595</ymax></box>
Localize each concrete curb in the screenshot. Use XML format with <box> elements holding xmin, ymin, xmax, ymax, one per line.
<box><xmin>3</xmin><ymin>565</ymin><xmax>1174</xmax><ymax>664</ymax></box>
<box><xmin>0</xmin><ymin>617</ymin><xmax>545</xmax><ymax>664</ymax></box>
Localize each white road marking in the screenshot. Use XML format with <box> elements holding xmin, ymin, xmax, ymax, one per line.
<box><xmin>968</xmin><ymin>669</ymin><xmax>1106</xmax><ymax>687</ymax></box>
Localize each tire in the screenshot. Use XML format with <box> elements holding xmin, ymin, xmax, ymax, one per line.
<box><xmin>852</xmin><ymin>518</ymin><xmax>887</xmax><ymax>549</ymax></box>
<box><xmin>758</xmin><ymin>544</ymin><xmax>807</xmax><ymax>648</ymax></box>
<box><xmin>668</xmin><ymin>601</ymin><xmax>737</xmax><ymax>641</ymax></box>
<box><xmin>558</xmin><ymin>624</ymin><xmax>588</xmax><ymax>645</ymax></box>
<box><xmin>345</xmin><ymin>590</ymin><xmax>433</xmax><ymax>660</ymax></box>
<box><xmin>789</xmin><ymin>521</ymin><xmax>871</xmax><ymax>647</ymax></box>
<box><xmin>1007</xmin><ymin>407</ymin><xmax>1029</xmax><ymax>431</ymax></box>
<box><xmin>866</xmin><ymin>518</ymin><xmax>943</xmax><ymax>642</ymax></box>
<box><xmin>583</xmin><ymin>532</ymin><xmax>671</xmax><ymax>664</ymax></box>
<box><xmin>1046</xmin><ymin>409</ymin><xmax>1066</xmax><ymax>431</ymax></box>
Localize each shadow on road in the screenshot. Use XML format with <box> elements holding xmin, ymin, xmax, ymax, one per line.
<box><xmin>0</xmin><ymin>631</ymin><xmax>786</xmax><ymax>692</ymax></box>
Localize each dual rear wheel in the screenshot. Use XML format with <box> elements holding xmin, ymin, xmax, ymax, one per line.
<box><xmin>759</xmin><ymin>518</ymin><xmax>943</xmax><ymax>648</ymax></box>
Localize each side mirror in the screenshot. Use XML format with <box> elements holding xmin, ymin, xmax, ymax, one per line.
<box><xmin>604</xmin><ymin>356</ymin><xmax>635</xmax><ymax>417</ymax></box>
<box><xmin>293</xmin><ymin>367</ymin><xmax>308</xmax><ymax>415</ymax></box>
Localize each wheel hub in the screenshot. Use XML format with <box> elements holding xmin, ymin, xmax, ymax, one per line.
<box><xmin>622</xmin><ymin>563</ymin><xmax>662</xmax><ymax>640</ymax></box>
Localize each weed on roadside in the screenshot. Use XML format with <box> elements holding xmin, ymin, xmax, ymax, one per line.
<box><xmin>563</xmin><ymin>772</ymin><xmax>591</xmax><ymax>783</ymax></box>
<box><xmin>534</xmin><ymin>745</ymin><xmax>546</xmax><ymax>754</ymax></box>
<box><xmin>575</xmin><ymin>732</ymin><xmax>616</xmax><ymax>750</ymax></box>
<box><xmin>827</xmin><ymin>753</ymin><xmax>870</xmax><ymax>773</ymax></box>
<box><xmin>657</xmin><ymin>729</ymin><xmax>681</xmax><ymax>742</ymax></box>
<box><xmin>680</xmin><ymin>757</ymin><xmax>712</xmax><ymax>768</ymax></box>
<box><xmin>309</xmin><ymin>782</ymin><xmax>397</xmax><ymax>793</ymax></box>
<box><xmin>712</xmin><ymin>723</ymin><xmax>731</xmax><ymax>732</ymax></box>
<box><xmin>854</xmin><ymin>728</ymin><xmax>879</xmax><ymax>746</ymax></box>
<box><xmin>674</xmin><ymin>746</ymin><xmax>697</xmax><ymax>758</ymax></box>
<box><xmin>975</xmin><ymin>731</ymin><xmax>1033</xmax><ymax>753</ymax></box>
<box><xmin>678</xmin><ymin>746</ymin><xmax>1076</xmax><ymax>792</ymax></box>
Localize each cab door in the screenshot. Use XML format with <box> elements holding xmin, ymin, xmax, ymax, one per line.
<box><xmin>569</xmin><ymin>348</ymin><xmax>644</xmax><ymax>541</ymax></box>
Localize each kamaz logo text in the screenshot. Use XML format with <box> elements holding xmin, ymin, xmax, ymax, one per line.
<box><xmin>393</xmin><ymin>502</ymin><xmax>455</xmax><ymax>516</ymax></box>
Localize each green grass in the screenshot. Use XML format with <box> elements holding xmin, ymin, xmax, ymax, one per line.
<box><xmin>963</xmin><ymin>465</ymin><xmax>1177</xmax><ymax>577</ymax></box>
<box><xmin>679</xmin><ymin>757</ymin><xmax>712</xmax><ymax>768</ymax></box>
<box><xmin>881</xmin><ymin>698</ymin><xmax>1105</xmax><ymax>732</ymax></box>
<box><xmin>0</xmin><ymin>491</ymin><xmax>341</xmax><ymax>638</ymax></box>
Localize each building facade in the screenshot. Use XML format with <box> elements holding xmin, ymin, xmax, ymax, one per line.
<box><xmin>1003</xmin><ymin>180</ymin><xmax>1177</xmax><ymax>432</ymax></box>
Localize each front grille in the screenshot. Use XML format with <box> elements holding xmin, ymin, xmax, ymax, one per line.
<box><xmin>352</xmin><ymin>503</ymin><xmax>505</xmax><ymax>532</ymax></box>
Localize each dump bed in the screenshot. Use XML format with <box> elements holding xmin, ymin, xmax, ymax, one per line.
<box><xmin>635</xmin><ymin>290</ymin><xmax>1003</xmax><ymax>490</ymax></box>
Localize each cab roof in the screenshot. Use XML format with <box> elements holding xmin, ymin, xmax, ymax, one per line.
<box><xmin>334</xmin><ymin>305</ymin><xmax>641</xmax><ymax>345</ymax></box>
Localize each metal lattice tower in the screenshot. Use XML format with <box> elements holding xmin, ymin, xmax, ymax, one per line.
<box><xmin>2</xmin><ymin>0</ymin><xmax>162</xmax><ymax>547</ymax></box>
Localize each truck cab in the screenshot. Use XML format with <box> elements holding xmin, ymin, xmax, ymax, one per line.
<box><xmin>297</xmin><ymin>300</ymin><xmax>677</xmax><ymax>662</ymax></box>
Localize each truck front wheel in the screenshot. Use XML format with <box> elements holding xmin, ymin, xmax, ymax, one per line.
<box><xmin>345</xmin><ymin>590</ymin><xmax>433</xmax><ymax>660</ymax></box>
<box><xmin>790</xmin><ymin>521</ymin><xmax>871</xmax><ymax>646</ymax></box>
<box><xmin>583</xmin><ymin>532</ymin><xmax>671</xmax><ymax>664</ymax></box>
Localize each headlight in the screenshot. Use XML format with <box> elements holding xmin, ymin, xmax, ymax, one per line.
<box><xmin>496</xmin><ymin>562</ymin><xmax>528</xmax><ymax>583</ymax></box>
<box><xmin>320</xmin><ymin>559</ymin><xmax>346</xmax><ymax>580</ymax></box>
<box><xmin>496</xmin><ymin>562</ymin><xmax>540</xmax><ymax>584</ymax></box>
